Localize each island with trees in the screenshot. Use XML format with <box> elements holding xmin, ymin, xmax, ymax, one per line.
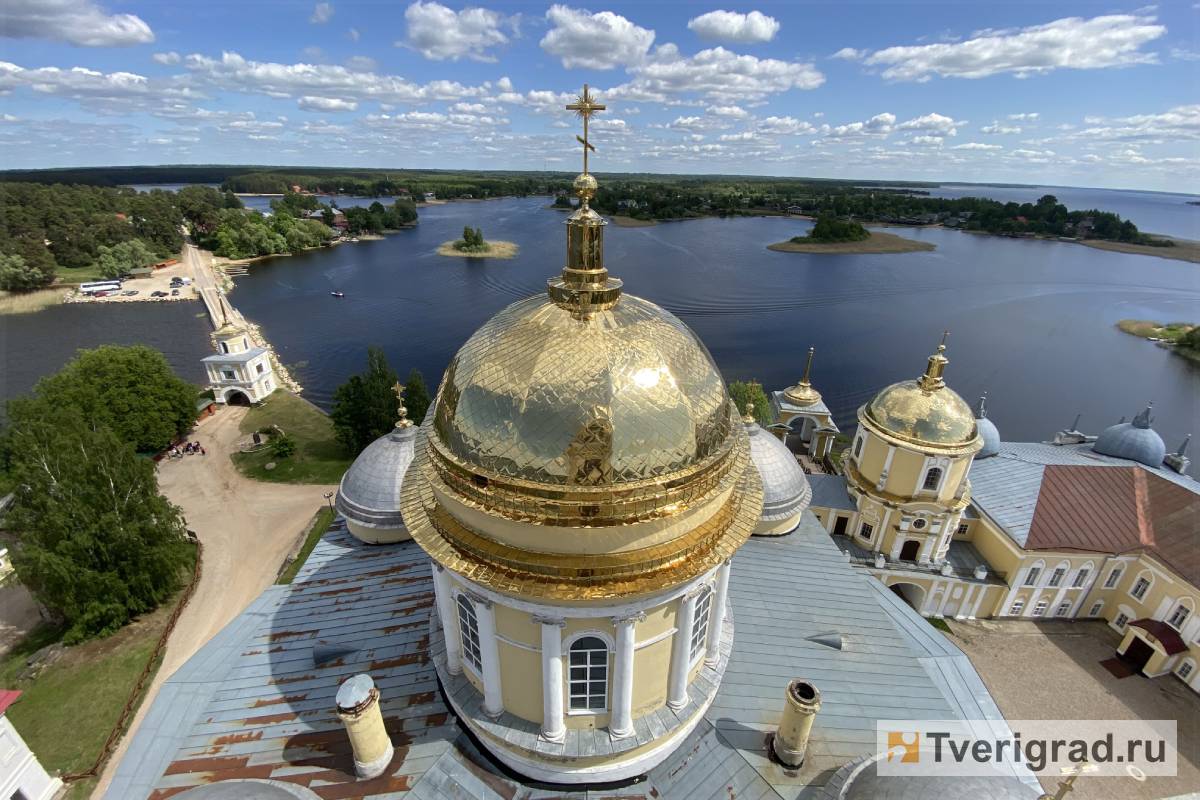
<box><xmin>768</xmin><ymin>214</ymin><xmax>935</xmax><ymax>255</ymax></box>
<box><xmin>1117</xmin><ymin>320</ymin><xmax>1200</xmax><ymax>364</ymax></box>
<box><xmin>437</xmin><ymin>226</ymin><xmax>518</xmax><ymax>259</ymax></box>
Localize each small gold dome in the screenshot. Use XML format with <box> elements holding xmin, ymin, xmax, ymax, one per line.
<box><xmin>861</xmin><ymin>341</ymin><xmax>980</xmax><ymax>450</ymax></box>
<box><xmin>864</xmin><ymin>380</ymin><xmax>978</xmax><ymax>448</ymax></box>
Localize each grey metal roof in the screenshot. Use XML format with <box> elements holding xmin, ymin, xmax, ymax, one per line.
<box><xmin>968</xmin><ymin>441</ymin><xmax>1198</xmax><ymax>547</ymax></box>
<box><xmin>806</xmin><ymin>474</ymin><xmax>856</xmax><ymax>511</ymax></box>
<box><xmin>1092</xmin><ymin>421</ymin><xmax>1166</xmax><ymax>468</ymax></box>
<box><xmin>335</xmin><ymin>426</ymin><xmax>416</xmax><ymax>529</ymax></box>
<box><xmin>746</xmin><ymin>421</ymin><xmax>812</xmax><ymax>522</ymax></box>
<box><xmin>772</xmin><ymin>390</ymin><xmax>833</xmax><ymax>420</ymax></box>
<box><xmin>109</xmin><ymin>515</ymin><xmax>1031</xmax><ymax>800</ymax></box>
<box><xmin>201</xmin><ymin>346</ymin><xmax>268</xmax><ymax>364</ymax></box>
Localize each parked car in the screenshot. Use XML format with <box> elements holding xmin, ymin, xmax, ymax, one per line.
<box><xmin>94</xmin><ymin>291</ymin><xmax>109</xmax><ymax>298</ymax></box>
<box><xmin>122</xmin><ymin>290</ymin><xmax>138</xmax><ymax>296</ymax></box>
<box><xmin>151</xmin><ymin>290</ymin><xmax>168</xmax><ymax>297</ymax></box>
<box><xmin>171</xmin><ymin>289</ymin><xmax>180</xmax><ymax>296</ymax></box>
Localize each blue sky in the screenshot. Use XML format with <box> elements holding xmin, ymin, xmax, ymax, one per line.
<box><xmin>2</xmin><ymin>1</ymin><xmax>1198</xmax><ymax>190</ymax></box>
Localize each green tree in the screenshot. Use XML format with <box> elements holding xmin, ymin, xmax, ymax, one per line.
<box><xmin>0</xmin><ymin>252</ymin><xmax>53</xmax><ymax>291</ymax></box>
<box><xmin>728</xmin><ymin>380</ymin><xmax>773</xmax><ymax>426</ymax></box>
<box><xmin>330</xmin><ymin>346</ymin><xmax>400</xmax><ymax>454</ymax></box>
<box><xmin>5</xmin><ymin>410</ymin><xmax>192</xmax><ymax>642</ymax></box>
<box><xmin>404</xmin><ymin>368</ymin><xmax>431</xmax><ymax>425</ymax></box>
<box><xmin>271</xmin><ymin>432</ymin><xmax>297</xmax><ymax>459</ymax></box>
<box><xmin>22</xmin><ymin>345</ymin><xmax>197</xmax><ymax>453</ymax></box>
<box><xmin>97</xmin><ymin>239</ymin><xmax>157</xmax><ymax>279</ymax></box>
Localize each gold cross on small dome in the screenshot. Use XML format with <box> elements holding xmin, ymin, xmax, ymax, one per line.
<box><xmin>566</xmin><ymin>84</ymin><xmax>605</xmax><ymax>174</ymax></box>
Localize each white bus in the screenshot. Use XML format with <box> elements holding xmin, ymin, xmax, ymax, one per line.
<box><xmin>79</xmin><ymin>280</ymin><xmax>122</xmax><ymax>295</ymax></box>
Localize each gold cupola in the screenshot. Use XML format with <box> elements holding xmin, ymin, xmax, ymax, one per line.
<box><xmin>400</xmin><ymin>85</ymin><xmax>761</xmax><ymax>602</ymax></box>
<box><xmin>861</xmin><ymin>334</ymin><xmax>981</xmax><ymax>453</ymax></box>
<box><xmin>783</xmin><ymin>346</ymin><xmax>822</xmax><ymax>407</ymax></box>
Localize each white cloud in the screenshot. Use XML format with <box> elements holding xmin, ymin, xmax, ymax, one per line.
<box><xmin>298</xmin><ymin>95</ymin><xmax>357</xmax><ymax>112</ymax></box>
<box><xmin>1008</xmin><ymin>112</ymin><xmax>1039</xmax><ymax>121</ymax></box>
<box><xmin>310</xmin><ymin>2</ymin><xmax>334</xmax><ymax>24</ymax></box>
<box><xmin>540</xmin><ymin>5</ymin><xmax>655</xmax><ymax>69</ymax></box>
<box><xmin>0</xmin><ymin>60</ymin><xmax>198</xmax><ymax>114</ymax></box>
<box><xmin>153</xmin><ymin>51</ymin><xmax>181</xmax><ymax>65</ymax></box>
<box><xmin>896</xmin><ymin>112</ymin><xmax>963</xmax><ymax>136</ymax></box>
<box><xmin>707</xmin><ymin>104</ymin><xmax>747</xmax><ymax>118</ymax></box>
<box><xmin>1</xmin><ymin>0</ymin><xmax>154</xmax><ymax>47</ymax></box>
<box><xmin>402</xmin><ymin>1</ymin><xmax>511</xmax><ymax>62</ymax></box>
<box><xmin>864</xmin><ymin>13</ymin><xmax>1165</xmax><ymax>81</ymax></box>
<box><xmin>450</xmin><ymin>102</ymin><xmax>488</xmax><ymax>113</ymax></box>
<box><xmin>907</xmin><ymin>135</ymin><xmax>943</xmax><ymax>146</ymax></box>
<box><xmin>1070</xmin><ymin>104</ymin><xmax>1200</xmax><ymax>143</ymax></box>
<box><xmin>757</xmin><ymin>116</ymin><xmax>816</xmax><ymax>135</ymax></box>
<box><xmin>687</xmin><ymin>10</ymin><xmax>779</xmax><ymax>44</ymax></box>
<box><xmin>718</xmin><ymin>131</ymin><xmax>758</xmax><ymax>142</ymax></box>
<box><xmin>820</xmin><ymin>112</ymin><xmax>896</xmax><ymax>141</ymax></box>
<box><xmin>952</xmin><ymin>142</ymin><xmax>1003</xmax><ymax>151</ymax></box>
<box><xmin>830</xmin><ymin>47</ymin><xmax>866</xmax><ymax>61</ymax></box>
<box><xmin>611</xmin><ymin>45</ymin><xmax>823</xmax><ymax>103</ymax></box>
<box><xmin>981</xmin><ymin>121</ymin><xmax>1021</xmax><ymax>134</ymax></box>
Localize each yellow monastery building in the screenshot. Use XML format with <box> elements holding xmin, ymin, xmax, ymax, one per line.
<box><xmin>796</xmin><ymin>345</ymin><xmax>1198</xmax><ymax>693</ymax></box>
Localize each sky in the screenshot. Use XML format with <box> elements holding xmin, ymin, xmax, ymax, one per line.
<box><xmin>1</xmin><ymin>1</ymin><xmax>1198</xmax><ymax>191</ymax></box>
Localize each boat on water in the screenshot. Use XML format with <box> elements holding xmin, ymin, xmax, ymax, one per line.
<box><xmin>331</xmin><ymin>291</ymin><xmax>345</xmax><ymax>298</ymax></box>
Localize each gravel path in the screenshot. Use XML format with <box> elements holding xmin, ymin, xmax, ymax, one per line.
<box><xmin>91</xmin><ymin>406</ymin><xmax>338</xmax><ymax>798</ymax></box>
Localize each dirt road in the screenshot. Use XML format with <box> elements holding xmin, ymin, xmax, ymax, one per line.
<box><xmin>92</xmin><ymin>406</ymin><xmax>338</xmax><ymax>797</ymax></box>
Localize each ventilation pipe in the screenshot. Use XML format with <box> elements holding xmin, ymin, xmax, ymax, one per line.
<box><xmin>336</xmin><ymin>674</ymin><xmax>394</xmax><ymax>780</ymax></box>
<box><xmin>772</xmin><ymin>679</ymin><xmax>821</xmax><ymax>768</ymax></box>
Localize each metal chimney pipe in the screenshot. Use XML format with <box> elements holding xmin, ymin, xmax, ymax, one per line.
<box><xmin>335</xmin><ymin>674</ymin><xmax>394</xmax><ymax>780</ymax></box>
<box><xmin>772</xmin><ymin>679</ymin><xmax>821</xmax><ymax>768</ymax></box>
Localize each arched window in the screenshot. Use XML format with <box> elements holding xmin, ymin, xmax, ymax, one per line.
<box><xmin>690</xmin><ymin>586</ymin><xmax>713</xmax><ymax>664</ymax></box>
<box><xmin>568</xmin><ymin>636</ymin><xmax>608</xmax><ymax>712</ymax></box>
<box><xmin>1033</xmin><ymin>599</ymin><xmax>1049</xmax><ymax>617</ymax></box>
<box><xmin>1088</xmin><ymin>601</ymin><xmax>1104</xmax><ymax>617</ymax></box>
<box><xmin>1168</xmin><ymin>600</ymin><xmax>1193</xmax><ymax>630</ymax></box>
<box><xmin>1103</xmin><ymin>567</ymin><xmax>1123</xmax><ymax>589</ymax></box>
<box><xmin>1130</xmin><ymin>572</ymin><xmax>1152</xmax><ymax>601</ymax></box>
<box><xmin>853</xmin><ymin>436</ymin><xmax>863</xmax><ymax>459</ymax></box>
<box><xmin>1009</xmin><ymin>599</ymin><xmax>1025</xmax><ymax>616</ymax></box>
<box><xmin>922</xmin><ymin>467</ymin><xmax>942</xmax><ymax>492</ymax></box>
<box><xmin>456</xmin><ymin>594</ymin><xmax>482</xmax><ymax>672</ymax></box>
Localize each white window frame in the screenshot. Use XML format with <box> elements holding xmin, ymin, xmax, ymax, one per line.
<box><xmin>858</xmin><ymin>522</ymin><xmax>874</xmax><ymax>542</ymax></box>
<box><xmin>1055</xmin><ymin>602</ymin><xmax>1071</xmax><ymax>618</ymax></box>
<box><xmin>852</xmin><ymin>435</ymin><xmax>863</xmax><ymax>461</ymax></box>
<box><xmin>1114</xmin><ymin>612</ymin><xmax>1129</xmax><ymax>630</ymax></box>
<box><xmin>1009</xmin><ymin>599</ymin><xmax>1025</xmax><ymax>616</ymax></box>
<box><xmin>1129</xmin><ymin>573</ymin><xmax>1152</xmax><ymax>601</ymax></box>
<box><xmin>1048</xmin><ymin>566</ymin><xmax>1067</xmax><ymax>588</ymax></box>
<box><xmin>1024</xmin><ymin>565</ymin><xmax>1043</xmax><ymax>586</ymax></box>
<box><xmin>921</xmin><ymin>466</ymin><xmax>943</xmax><ymax>493</ymax></box>
<box><xmin>566</xmin><ymin>632</ymin><xmax>611</xmax><ymax>715</ymax></box>
<box><xmin>1104</xmin><ymin>567</ymin><xmax>1123</xmax><ymax>589</ymax></box>
<box><xmin>1072</xmin><ymin>566</ymin><xmax>1091</xmax><ymax>588</ymax></box>
<box><xmin>1178</xmin><ymin>659</ymin><xmax>1196</xmax><ymax>681</ymax></box>
<box><xmin>221</xmin><ymin>368</ymin><xmax>237</xmax><ymax>381</ymax></box>
<box><xmin>956</xmin><ymin>522</ymin><xmax>970</xmax><ymax>536</ymax></box>
<box><xmin>1033</xmin><ymin>599</ymin><xmax>1049</xmax><ymax>617</ymax></box>
<box><xmin>455</xmin><ymin>593</ymin><xmax>482</xmax><ymax>674</ymax></box>
<box><xmin>1088</xmin><ymin>601</ymin><xmax>1104</xmax><ymax>617</ymax></box>
<box><xmin>690</xmin><ymin>586</ymin><xmax>713</xmax><ymax>666</ymax></box>
<box><xmin>1167</xmin><ymin>601</ymin><xmax>1192</xmax><ymax>630</ymax></box>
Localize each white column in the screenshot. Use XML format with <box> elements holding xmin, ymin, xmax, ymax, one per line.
<box><xmin>535</xmin><ymin>615</ymin><xmax>566</xmax><ymax>742</ymax></box>
<box><xmin>668</xmin><ymin>591</ymin><xmax>700</xmax><ymax>711</ymax></box>
<box><xmin>610</xmin><ymin>612</ymin><xmax>642</xmax><ymax>737</ymax></box>
<box><xmin>969</xmin><ymin>585</ymin><xmax>988</xmax><ymax>619</ymax></box>
<box><xmin>958</xmin><ymin>585</ymin><xmax>975</xmax><ymax>619</ymax></box>
<box><xmin>432</xmin><ymin>565</ymin><xmax>462</xmax><ymax>675</ymax></box>
<box><xmin>473</xmin><ymin>595</ymin><xmax>503</xmax><ymax>718</ymax></box>
<box><xmin>920</xmin><ymin>581</ymin><xmax>941</xmax><ymax>616</ymax></box>
<box><xmin>1000</xmin><ymin>567</ymin><xmax>1028</xmax><ymax>615</ymax></box>
<box><xmin>706</xmin><ymin>562</ymin><xmax>732</xmax><ymax>667</ymax></box>
<box><xmin>936</xmin><ymin>583</ymin><xmax>954</xmax><ymax>617</ymax></box>
<box><xmin>918</xmin><ymin>534</ymin><xmax>936</xmax><ymax>564</ymax></box>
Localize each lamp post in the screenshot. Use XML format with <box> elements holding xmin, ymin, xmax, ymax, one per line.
<box><xmin>323</xmin><ymin>491</ymin><xmax>335</xmax><ymax>513</ymax></box>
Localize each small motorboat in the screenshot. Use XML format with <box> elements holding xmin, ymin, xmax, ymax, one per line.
<box><xmin>330</xmin><ymin>291</ymin><xmax>345</xmax><ymax>298</ymax></box>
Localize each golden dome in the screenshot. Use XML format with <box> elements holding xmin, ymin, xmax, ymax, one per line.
<box><xmin>861</xmin><ymin>341</ymin><xmax>980</xmax><ymax>451</ymax></box>
<box><xmin>399</xmin><ymin>89</ymin><xmax>761</xmax><ymax>599</ymax></box>
<box><xmin>783</xmin><ymin>346</ymin><xmax>822</xmax><ymax>407</ymax></box>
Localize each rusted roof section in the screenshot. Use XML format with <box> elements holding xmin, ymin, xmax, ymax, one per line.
<box><xmin>1026</xmin><ymin>465</ymin><xmax>1200</xmax><ymax>585</ymax></box>
<box><xmin>142</xmin><ymin>521</ymin><xmax>455</xmax><ymax>800</ymax></box>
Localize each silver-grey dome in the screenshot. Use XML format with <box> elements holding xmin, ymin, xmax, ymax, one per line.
<box><xmin>1093</xmin><ymin>405</ymin><xmax>1165</xmax><ymax>468</ymax></box>
<box><xmin>973</xmin><ymin>394</ymin><xmax>1001</xmax><ymax>459</ymax></box>
<box><xmin>746</xmin><ymin>419</ymin><xmax>811</xmax><ymax>524</ymax></box>
<box><xmin>336</xmin><ymin>426</ymin><xmax>416</xmax><ymax>530</ymax></box>
<box><xmin>833</xmin><ymin>754</ymin><xmax>1041</xmax><ymax>800</ymax></box>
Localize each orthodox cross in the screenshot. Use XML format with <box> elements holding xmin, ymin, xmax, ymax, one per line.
<box><xmin>566</xmin><ymin>84</ymin><xmax>605</xmax><ymax>174</ymax></box>
<box><xmin>393</xmin><ymin>381</ymin><xmax>412</xmax><ymax>427</ymax></box>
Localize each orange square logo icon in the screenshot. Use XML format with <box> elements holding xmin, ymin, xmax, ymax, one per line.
<box><xmin>886</xmin><ymin>731</ymin><xmax>920</xmax><ymax>763</ymax></box>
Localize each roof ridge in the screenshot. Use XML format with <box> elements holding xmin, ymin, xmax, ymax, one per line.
<box><xmin>1132</xmin><ymin>467</ymin><xmax>1156</xmax><ymax>550</ymax></box>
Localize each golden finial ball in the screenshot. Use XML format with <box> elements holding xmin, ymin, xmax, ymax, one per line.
<box><xmin>573</xmin><ymin>172</ymin><xmax>598</xmax><ymax>199</ymax></box>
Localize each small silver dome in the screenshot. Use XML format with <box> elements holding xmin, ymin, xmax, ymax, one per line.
<box><xmin>1093</xmin><ymin>405</ymin><xmax>1166</xmax><ymax>468</ymax></box>
<box><xmin>974</xmin><ymin>395</ymin><xmax>1000</xmax><ymax>459</ymax></box>
<box><xmin>336</xmin><ymin>426</ymin><xmax>417</xmax><ymax>531</ymax></box>
<box><xmin>745</xmin><ymin>417</ymin><xmax>811</xmax><ymax>526</ymax></box>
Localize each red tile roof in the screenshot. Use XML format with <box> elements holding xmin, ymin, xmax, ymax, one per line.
<box><xmin>1026</xmin><ymin>465</ymin><xmax>1200</xmax><ymax>585</ymax></box>
<box><xmin>0</xmin><ymin>690</ymin><xmax>21</xmax><ymax>716</ymax></box>
<box><xmin>1130</xmin><ymin>619</ymin><xmax>1188</xmax><ymax>655</ymax></box>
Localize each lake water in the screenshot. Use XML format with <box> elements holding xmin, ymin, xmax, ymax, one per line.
<box><xmin>1</xmin><ymin>302</ymin><xmax>212</xmax><ymax>406</ymax></box>
<box><xmin>219</xmin><ymin>196</ymin><xmax>1200</xmax><ymax>450</ymax></box>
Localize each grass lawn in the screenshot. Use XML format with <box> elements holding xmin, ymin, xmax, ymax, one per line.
<box><xmin>232</xmin><ymin>389</ymin><xmax>352</xmax><ymax>484</ymax></box>
<box><xmin>0</xmin><ymin>550</ymin><xmax>195</xmax><ymax>798</ymax></box>
<box><xmin>277</xmin><ymin>506</ymin><xmax>336</xmax><ymax>585</ymax></box>
<box><xmin>55</xmin><ymin>264</ymin><xmax>111</xmax><ymax>284</ymax></box>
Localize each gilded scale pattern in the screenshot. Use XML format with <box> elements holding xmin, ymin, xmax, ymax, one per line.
<box><xmin>862</xmin><ymin>340</ymin><xmax>981</xmax><ymax>450</ymax></box>
<box><xmin>399</xmin><ymin>84</ymin><xmax>763</xmax><ymax>599</ymax></box>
